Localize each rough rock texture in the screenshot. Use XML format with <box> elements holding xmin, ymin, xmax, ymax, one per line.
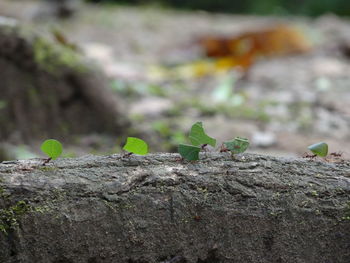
<box><xmin>0</xmin><ymin>153</ymin><xmax>349</xmax><ymax>263</ymax></box>
<box><xmin>0</xmin><ymin>22</ymin><xmax>129</xmax><ymax>143</ymax></box>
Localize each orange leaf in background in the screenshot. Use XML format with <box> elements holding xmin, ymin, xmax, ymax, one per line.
<box><xmin>199</xmin><ymin>25</ymin><xmax>311</xmax><ymax>72</ymax></box>
<box><xmin>149</xmin><ymin>25</ymin><xmax>311</xmax><ymax>80</ymax></box>
<box><xmin>215</xmin><ymin>54</ymin><xmax>253</xmax><ymax>72</ymax></box>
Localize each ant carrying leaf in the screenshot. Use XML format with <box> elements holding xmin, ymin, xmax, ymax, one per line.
<box><xmin>307</xmin><ymin>142</ymin><xmax>328</xmax><ymax>157</ymax></box>
<box><xmin>40</xmin><ymin>139</ymin><xmax>63</xmax><ymax>165</ymax></box>
<box><xmin>223</xmin><ymin>137</ymin><xmax>250</xmax><ymax>155</ymax></box>
<box><xmin>219</xmin><ymin>143</ymin><xmax>229</xmax><ymax>153</ymax></box>
<box><xmin>122</xmin><ymin>137</ymin><xmax>148</xmax><ymax>156</ymax></box>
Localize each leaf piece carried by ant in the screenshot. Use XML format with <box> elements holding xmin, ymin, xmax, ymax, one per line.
<box><xmin>224</xmin><ymin>137</ymin><xmax>250</xmax><ymax>154</ymax></box>
<box><xmin>178</xmin><ymin>144</ymin><xmax>201</xmax><ymax>161</ymax></box>
<box><xmin>189</xmin><ymin>122</ymin><xmax>216</xmax><ymax>147</ymax></box>
<box><xmin>308</xmin><ymin>142</ymin><xmax>328</xmax><ymax>157</ymax></box>
<box><xmin>40</xmin><ymin>139</ymin><xmax>63</xmax><ymax>160</ymax></box>
<box><xmin>123</xmin><ymin>137</ymin><xmax>148</xmax><ymax>155</ymax></box>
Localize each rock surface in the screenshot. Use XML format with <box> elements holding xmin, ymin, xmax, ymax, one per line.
<box><xmin>0</xmin><ymin>22</ymin><xmax>129</xmax><ymax>143</ymax></box>
<box><xmin>0</xmin><ymin>153</ymin><xmax>349</xmax><ymax>262</ymax></box>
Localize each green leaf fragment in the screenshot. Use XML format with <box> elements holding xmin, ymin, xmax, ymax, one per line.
<box><xmin>178</xmin><ymin>144</ymin><xmax>201</xmax><ymax>161</ymax></box>
<box><xmin>189</xmin><ymin>122</ymin><xmax>216</xmax><ymax>147</ymax></box>
<box><xmin>308</xmin><ymin>142</ymin><xmax>328</xmax><ymax>157</ymax></box>
<box><xmin>40</xmin><ymin>139</ymin><xmax>63</xmax><ymax>160</ymax></box>
<box><xmin>224</xmin><ymin>137</ymin><xmax>250</xmax><ymax>154</ymax></box>
<box><xmin>123</xmin><ymin>137</ymin><xmax>148</xmax><ymax>155</ymax></box>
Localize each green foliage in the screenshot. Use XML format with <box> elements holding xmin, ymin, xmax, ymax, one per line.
<box><xmin>123</xmin><ymin>137</ymin><xmax>148</xmax><ymax>155</ymax></box>
<box><xmin>308</xmin><ymin>142</ymin><xmax>328</xmax><ymax>157</ymax></box>
<box><xmin>189</xmin><ymin>122</ymin><xmax>216</xmax><ymax>147</ymax></box>
<box><xmin>178</xmin><ymin>144</ymin><xmax>201</xmax><ymax>161</ymax></box>
<box><xmin>40</xmin><ymin>139</ymin><xmax>63</xmax><ymax>160</ymax></box>
<box><xmin>224</xmin><ymin>137</ymin><xmax>250</xmax><ymax>154</ymax></box>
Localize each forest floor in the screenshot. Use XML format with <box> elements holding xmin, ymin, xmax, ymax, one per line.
<box><xmin>1</xmin><ymin>1</ymin><xmax>350</xmax><ymax>159</ymax></box>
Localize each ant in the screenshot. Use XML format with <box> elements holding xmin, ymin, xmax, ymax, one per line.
<box><xmin>327</xmin><ymin>151</ymin><xmax>345</xmax><ymax>163</ymax></box>
<box><xmin>302</xmin><ymin>153</ymin><xmax>317</xmax><ymax>159</ymax></box>
<box><xmin>122</xmin><ymin>152</ymin><xmax>133</xmax><ymax>158</ymax></box>
<box><xmin>42</xmin><ymin>157</ymin><xmax>52</xmax><ymax>166</ymax></box>
<box><xmin>219</xmin><ymin>144</ymin><xmax>229</xmax><ymax>153</ymax></box>
<box><xmin>116</xmin><ymin>152</ymin><xmax>133</xmax><ymax>160</ymax></box>
<box><xmin>329</xmin><ymin>152</ymin><xmax>343</xmax><ymax>157</ymax></box>
<box><xmin>201</xmin><ymin>144</ymin><xmax>208</xmax><ymax>151</ymax></box>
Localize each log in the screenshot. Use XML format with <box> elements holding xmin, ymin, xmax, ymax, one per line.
<box><xmin>0</xmin><ymin>153</ymin><xmax>349</xmax><ymax>263</ymax></box>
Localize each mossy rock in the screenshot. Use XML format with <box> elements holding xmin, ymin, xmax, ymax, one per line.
<box><xmin>0</xmin><ymin>22</ymin><xmax>129</xmax><ymax>144</ymax></box>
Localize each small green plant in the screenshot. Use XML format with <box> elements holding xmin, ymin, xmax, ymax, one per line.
<box><xmin>40</xmin><ymin>139</ymin><xmax>63</xmax><ymax>165</ymax></box>
<box><xmin>122</xmin><ymin>137</ymin><xmax>148</xmax><ymax>156</ymax></box>
<box><xmin>224</xmin><ymin>137</ymin><xmax>250</xmax><ymax>155</ymax></box>
<box><xmin>308</xmin><ymin>142</ymin><xmax>328</xmax><ymax>157</ymax></box>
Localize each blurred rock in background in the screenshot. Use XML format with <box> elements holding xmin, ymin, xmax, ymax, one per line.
<box><xmin>38</xmin><ymin>0</ymin><xmax>82</xmax><ymax>19</ymax></box>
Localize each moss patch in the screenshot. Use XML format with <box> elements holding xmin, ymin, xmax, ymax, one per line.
<box><xmin>32</xmin><ymin>37</ymin><xmax>86</xmax><ymax>74</ymax></box>
<box><xmin>342</xmin><ymin>202</ymin><xmax>350</xmax><ymax>221</ymax></box>
<box><xmin>0</xmin><ymin>200</ymin><xmax>30</xmax><ymax>235</ymax></box>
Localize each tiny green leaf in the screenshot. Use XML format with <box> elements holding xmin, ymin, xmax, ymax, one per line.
<box><xmin>178</xmin><ymin>144</ymin><xmax>201</xmax><ymax>161</ymax></box>
<box><xmin>308</xmin><ymin>142</ymin><xmax>328</xmax><ymax>157</ymax></box>
<box><xmin>123</xmin><ymin>137</ymin><xmax>148</xmax><ymax>155</ymax></box>
<box><xmin>40</xmin><ymin>139</ymin><xmax>63</xmax><ymax>160</ymax></box>
<box><xmin>224</xmin><ymin>137</ymin><xmax>250</xmax><ymax>154</ymax></box>
<box><xmin>189</xmin><ymin>122</ymin><xmax>216</xmax><ymax>147</ymax></box>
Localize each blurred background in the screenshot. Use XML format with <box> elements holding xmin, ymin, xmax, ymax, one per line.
<box><xmin>0</xmin><ymin>0</ymin><xmax>349</xmax><ymax>160</ymax></box>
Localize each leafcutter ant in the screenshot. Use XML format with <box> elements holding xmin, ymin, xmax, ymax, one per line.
<box><xmin>122</xmin><ymin>152</ymin><xmax>133</xmax><ymax>158</ymax></box>
<box><xmin>116</xmin><ymin>152</ymin><xmax>133</xmax><ymax>160</ymax></box>
<box><xmin>302</xmin><ymin>153</ymin><xmax>317</xmax><ymax>159</ymax></box>
<box><xmin>219</xmin><ymin>144</ymin><xmax>229</xmax><ymax>153</ymax></box>
<box><xmin>329</xmin><ymin>152</ymin><xmax>343</xmax><ymax>157</ymax></box>
<box><xmin>327</xmin><ymin>151</ymin><xmax>345</xmax><ymax>163</ymax></box>
<box><xmin>42</xmin><ymin>157</ymin><xmax>52</xmax><ymax>166</ymax></box>
<box><xmin>201</xmin><ymin>144</ymin><xmax>208</xmax><ymax>151</ymax></box>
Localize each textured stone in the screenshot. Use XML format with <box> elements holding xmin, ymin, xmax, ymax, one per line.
<box><xmin>0</xmin><ymin>153</ymin><xmax>349</xmax><ymax>262</ymax></box>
